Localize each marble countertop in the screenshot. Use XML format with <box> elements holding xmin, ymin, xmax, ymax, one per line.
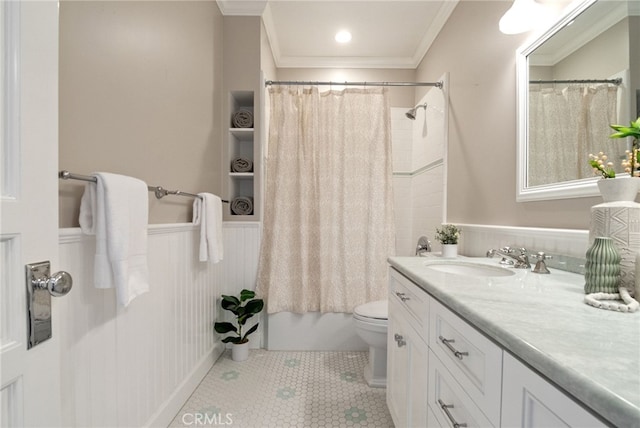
<box><xmin>388</xmin><ymin>255</ymin><xmax>640</xmax><ymax>428</ymax></box>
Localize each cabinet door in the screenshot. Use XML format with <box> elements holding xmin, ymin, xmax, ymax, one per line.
<box><xmin>408</xmin><ymin>332</ymin><xmax>429</xmax><ymax>427</ymax></box>
<box><xmin>501</xmin><ymin>353</ymin><xmax>605</xmax><ymax>428</ymax></box>
<box><xmin>387</xmin><ymin>307</ymin><xmax>409</xmax><ymax>427</ymax></box>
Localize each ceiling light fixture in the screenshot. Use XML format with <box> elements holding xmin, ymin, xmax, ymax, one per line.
<box><xmin>499</xmin><ymin>0</ymin><xmax>546</xmax><ymax>35</ymax></box>
<box><xmin>335</xmin><ymin>30</ymin><xmax>352</xmax><ymax>44</ymax></box>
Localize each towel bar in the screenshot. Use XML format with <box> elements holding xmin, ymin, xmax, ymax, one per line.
<box><xmin>59</xmin><ymin>170</ymin><xmax>229</xmax><ymax>203</ymax></box>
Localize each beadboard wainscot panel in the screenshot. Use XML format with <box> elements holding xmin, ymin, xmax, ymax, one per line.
<box><xmin>58</xmin><ymin>223</ymin><xmax>227</xmax><ymax>428</ymax></box>
<box><xmin>219</xmin><ymin>222</ymin><xmax>262</xmax><ymax>348</ymax></box>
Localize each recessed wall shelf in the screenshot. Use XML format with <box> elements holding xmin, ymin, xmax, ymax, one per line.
<box><xmin>224</xmin><ymin>90</ymin><xmax>258</xmax><ymax>220</ymax></box>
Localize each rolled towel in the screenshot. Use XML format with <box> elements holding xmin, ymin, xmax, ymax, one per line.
<box><xmin>231</xmin><ymin>196</ymin><xmax>253</xmax><ymax>215</ymax></box>
<box><xmin>232</xmin><ymin>109</ymin><xmax>253</xmax><ymax>128</ymax></box>
<box><xmin>231</xmin><ymin>157</ymin><xmax>253</xmax><ymax>173</ymax></box>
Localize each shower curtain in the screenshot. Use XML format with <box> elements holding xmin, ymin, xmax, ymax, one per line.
<box><xmin>528</xmin><ymin>84</ymin><xmax>619</xmax><ymax>186</ymax></box>
<box><xmin>256</xmin><ymin>86</ymin><xmax>395</xmax><ymax>314</ymax></box>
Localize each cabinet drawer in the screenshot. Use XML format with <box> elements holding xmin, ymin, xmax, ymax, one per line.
<box><xmin>429</xmin><ymin>298</ymin><xmax>502</xmax><ymax>425</ymax></box>
<box><xmin>428</xmin><ymin>350</ymin><xmax>494</xmax><ymax>428</ymax></box>
<box><xmin>389</xmin><ymin>269</ymin><xmax>429</xmax><ymax>338</ymax></box>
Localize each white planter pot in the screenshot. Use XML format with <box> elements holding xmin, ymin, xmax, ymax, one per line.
<box><xmin>597</xmin><ymin>177</ymin><xmax>639</xmax><ymax>202</ymax></box>
<box><xmin>231</xmin><ymin>342</ymin><xmax>249</xmax><ymax>362</ymax></box>
<box><xmin>441</xmin><ymin>244</ymin><xmax>458</xmax><ymax>258</ymax></box>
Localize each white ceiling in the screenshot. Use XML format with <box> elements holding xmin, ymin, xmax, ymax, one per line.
<box><xmin>217</xmin><ymin>0</ymin><xmax>460</xmax><ymax>69</ymax></box>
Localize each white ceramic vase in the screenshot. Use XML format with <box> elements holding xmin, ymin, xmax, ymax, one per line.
<box><xmin>441</xmin><ymin>244</ymin><xmax>458</xmax><ymax>258</ymax></box>
<box><xmin>231</xmin><ymin>342</ymin><xmax>249</xmax><ymax>362</ymax></box>
<box><xmin>597</xmin><ymin>177</ymin><xmax>639</xmax><ymax>202</ymax></box>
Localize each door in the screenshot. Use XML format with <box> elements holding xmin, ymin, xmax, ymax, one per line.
<box><xmin>1</xmin><ymin>1</ymin><xmax>62</xmax><ymax>426</ymax></box>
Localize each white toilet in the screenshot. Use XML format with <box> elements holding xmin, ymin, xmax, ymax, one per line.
<box><xmin>353</xmin><ymin>299</ymin><xmax>388</xmax><ymax>388</ymax></box>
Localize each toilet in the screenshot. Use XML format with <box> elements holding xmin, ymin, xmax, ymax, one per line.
<box><xmin>353</xmin><ymin>300</ymin><xmax>388</xmax><ymax>388</ymax></box>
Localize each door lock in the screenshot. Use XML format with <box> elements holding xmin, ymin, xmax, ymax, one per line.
<box><xmin>26</xmin><ymin>261</ymin><xmax>73</xmax><ymax>349</ymax></box>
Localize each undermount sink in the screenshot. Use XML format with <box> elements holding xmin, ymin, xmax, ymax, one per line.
<box><xmin>424</xmin><ymin>260</ymin><xmax>516</xmax><ymax>277</ymax></box>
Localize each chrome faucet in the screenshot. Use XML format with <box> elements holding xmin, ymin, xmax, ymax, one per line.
<box><xmin>416</xmin><ymin>236</ymin><xmax>432</xmax><ymax>256</ymax></box>
<box><xmin>486</xmin><ymin>247</ymin><xmax>531</xmax><ymax>269</ymax></box>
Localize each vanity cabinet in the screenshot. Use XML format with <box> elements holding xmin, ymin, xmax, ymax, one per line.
<box><xmin>501</xmin><ymin>353</ymin><xmax>605</xmax><ymax>428</ymax></box>
<box><xmin>387</xmin><ymin>266</ymin><xmax>608</xmax><ymax>428</ymax></box>
<box><xmin>387</xmin><ymin>269</ymin><xmax>430</xmax><ymax>428</ymax></box>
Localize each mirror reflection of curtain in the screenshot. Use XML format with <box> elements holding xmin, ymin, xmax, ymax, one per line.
<box><xmin>257</xmin><ymin>86</ymin><xmax>395</xmax><ymax>314</ymax></box>
<box><xmin>528</xmin><ymin>84</ymin><xmax>619</xmax><ymax>187</ymax></box>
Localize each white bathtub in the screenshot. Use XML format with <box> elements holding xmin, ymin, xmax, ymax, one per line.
<box><xmin>265</xmin><ymin>312</ymin><xmax>368</xmax><ymax>351</ymax></box>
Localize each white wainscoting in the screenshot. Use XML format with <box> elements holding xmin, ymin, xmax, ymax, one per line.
<box><xmin>56</xmin><ymin>222</ymin><xmax>260</xmax><ymax>427</ymax></box>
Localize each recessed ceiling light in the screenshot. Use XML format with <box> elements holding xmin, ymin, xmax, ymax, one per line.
<box><xmin>335</xmin><ymin>30</ymin><xmax>352</xmax><ymax>44</ymax></box>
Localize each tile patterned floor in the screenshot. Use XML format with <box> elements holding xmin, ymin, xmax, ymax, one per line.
<box><xmin>169</xmin><ymin>350</ymin><xmax>393</xmax><ymax>428</ymax></box>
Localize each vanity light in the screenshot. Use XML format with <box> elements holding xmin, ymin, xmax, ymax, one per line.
<box><xmin>335</xmin><ymin>30</ymin><xmax>352</xmax><ymax>44</ymax></box>
<box><xmin>499</xmin><ymin>0</ymin><xmax>546</xmax><ymax>34</ymax></box>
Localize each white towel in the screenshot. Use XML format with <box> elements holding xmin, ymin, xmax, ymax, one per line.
<box><xmin>192</xmin><ymin>193</ymin><xmax>223</xmax><ymax>263</ymax></box>
<box><xmin>79</xmin><ymin>172</ymin><xmax>150</xmax><ymax>307</ymax></box>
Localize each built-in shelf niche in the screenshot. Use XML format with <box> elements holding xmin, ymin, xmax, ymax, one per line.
<box><xmin>225</xmin><ymin>90</ymin><xmax>257</xmax><ymax>220</ymax></box>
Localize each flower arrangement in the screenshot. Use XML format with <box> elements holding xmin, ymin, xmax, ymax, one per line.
<box><xmin>588</xmin><ymin>152</ymin><xmax>616</xmax><ymax>178</ymax></box>
<box><xmin>435</xmin><ymin>224</ymin><xmax>461</xmax><ymax>245</ymax></box>
<box><xmin>610</xmin><ymin>116</ymin><xmax>640</xmax><ymax>177</ymax></box>
<box><xmin>588</xmin><ymin>116</ymin><xmax>640</xmax><ymax>179</ymax></box>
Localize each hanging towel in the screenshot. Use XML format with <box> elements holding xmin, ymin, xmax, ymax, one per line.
<box><xmin>192</xmin><ymin>193</ymin><xmax>224</xmax><ymax>263</ymax></box>
<box><xmin>79</xmin><ymin>172</ymin><xmax>150</xmax><ymax>307</ymax></box>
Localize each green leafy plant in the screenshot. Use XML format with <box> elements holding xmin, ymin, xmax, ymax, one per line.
<box><xmin>610</xmin><ymin>116</ymin><xmax>640</xmax><ymax>177</ymax></box>
<box><xmin>214</xmin><ymin>289</ymin><xmax>264</xmax><ymax>344</ymax></box>
<box><xmin>435</xmin><ymin>224</ymin><xmax>461</xmax><ymax>245</ymax></box>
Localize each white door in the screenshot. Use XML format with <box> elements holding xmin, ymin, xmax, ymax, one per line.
<box><xmin>1</xmin><ymin>1</ymin><xmax>62</xmax><ymax>426</ymax></box>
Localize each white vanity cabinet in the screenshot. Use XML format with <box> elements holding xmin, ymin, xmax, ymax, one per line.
<box><xmin>501</xmin><ymin>353</ymin><xmax>605</xmax><ymax>428</ymax></box>
<box><xmin>387</xmin><ymin>269</ymin><xmax>430</xmax><ymax>428</ymax></box>
<box><xmin>387</xmin><ymin>266</ymin><xmax>609</xmax><ymax>428</ymax></box>
<box><xmin>428</xmin><ymin>298</ymin><xmax>502</xmax><ymax>427</ymax></box>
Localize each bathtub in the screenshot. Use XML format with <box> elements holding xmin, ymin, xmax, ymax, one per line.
<box><xmin>265</xmin><ymin>312</ymin><xmax>368</xmax><ymax>351</ymax></box>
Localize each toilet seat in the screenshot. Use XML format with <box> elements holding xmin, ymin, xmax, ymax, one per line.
<box><xmin>353</xmin><ymin>300</ymin><xmax>388</xmax><ymax>321</ymax></box>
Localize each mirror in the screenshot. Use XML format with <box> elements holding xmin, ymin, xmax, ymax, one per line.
<box><xmin>516</xmin><ymin>0</ymin><xmax>638</xmax><ymax>201</ymax></box>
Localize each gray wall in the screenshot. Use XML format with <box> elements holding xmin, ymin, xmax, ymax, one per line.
<box><xmin>416</xmin><ymin>1</ymin><xmax>602</xmax><ymax>230</ymax></box>
<box><xmin>59</xmin><ymin>1</ymin><xmax>224</xmax><ymax>227</ymax></box>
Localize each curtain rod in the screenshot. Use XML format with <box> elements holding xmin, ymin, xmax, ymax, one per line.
<box><xmin>265</xmin><ymin>80</ymin><xmax>443</xmax><ymax>89</ymax></box>
<box><xmin>59</xmin><ymin>170</ymin><xmax>229</xmax><ymax>203</ymax></box>
<box><xmin>529</xmin><ymin>78</ymin><xmax>622</xmax><ymax>85</ymax></box>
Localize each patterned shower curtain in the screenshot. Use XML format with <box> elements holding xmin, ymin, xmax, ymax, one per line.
<box><xmin>528</xmin><ymin>84</ymin><xmax>619</xmax><ymax>186</ymax></box>
<box><xmin>256</xmin><ymin>86</ymin><xmax>395</xmax><ymax>314</ymax></box>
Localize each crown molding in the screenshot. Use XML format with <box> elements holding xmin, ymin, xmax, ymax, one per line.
<box><xmin>216</xmin><ymin>0</ymin><xmax>267</xmax><ymax>16</ymax></box>
<box><xmin>262</xmin><ymin>0</ymin><xmax>459</xmax><ymax>69</ymax></box>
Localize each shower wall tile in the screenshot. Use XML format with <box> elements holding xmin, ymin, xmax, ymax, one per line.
<box><xmin>393</xmin><ymin>175</ymin><xmax>413</xmax><ymax>256</ymax></box>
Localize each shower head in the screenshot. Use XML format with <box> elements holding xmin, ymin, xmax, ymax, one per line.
<box><xmin>405</xmin><ymin>103</ymin><xmax>428</xmax><ymax>120</ymax></box>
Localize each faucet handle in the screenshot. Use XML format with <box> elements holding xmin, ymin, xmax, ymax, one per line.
<box><xmin>531</xmin><ymin>251</ymin><xmax>552</xmax><ymax>274</ymax></box>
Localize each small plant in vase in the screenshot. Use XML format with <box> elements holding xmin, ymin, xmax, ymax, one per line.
<box><xmin>435</xmin><ymin>224</ymin><xmax>461</xmax><ymax>258</ymax></box>
<box><xmin>214</xmin><ymin>289</ymin><xmax>264</xmax><ymax>362</ymax></box>
<box><xmin>588</xmin><ymin>117</ymin><xmax>640</xmax><ymax>202</ymax></box>
<box><xmin>610</xmin><ymin>116</ymin><xmax>640</xmax><ymax>178</ymax></box>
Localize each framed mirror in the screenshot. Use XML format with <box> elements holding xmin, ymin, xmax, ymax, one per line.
<box><xmin>516</xmin><ymin>0</ymin><xmax>638</xmax><ymax>201</ymax></box>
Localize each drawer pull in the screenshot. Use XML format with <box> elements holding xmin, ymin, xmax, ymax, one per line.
<box><xmin>394</xmin><ymin>333</ymin><xmax>406</xmax><ymax>347</ymax></box>
<box><xmin>439</xmin><ymin>336</ymin><xmax>469</xmax><ymax>360</ymax></box>
<box><xmin>395</xmin><ymin>291</ymin><xmax>410</xmax><ymax>302</ymax></box>
<box><xmin>438</xmin><ymin>399</ymin><xmax>468</xmax><ymax>428</ymax></box>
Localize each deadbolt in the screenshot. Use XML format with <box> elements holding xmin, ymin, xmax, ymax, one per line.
<box><xmin>26</xmin><ymin>261</ymin><xmax>73</xmax><ymax>349</ymax></box>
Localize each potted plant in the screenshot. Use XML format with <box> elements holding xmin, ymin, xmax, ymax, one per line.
<box><xmin>214</xmin><ymin>289</ymin><xmax>264</xmax><ymax>362</ymax></box>
<box><xmin>610</xmin><ymin>116</ymin><xmax>640</xmax><ymax>178</ymax></box>
<box><xmin>435</xmin><ymin>224</ymin><xmax>461</xmax><ymax>258</ymax></box>
<box><xmin>588</xmin><ymin>117</ymin><xmax>640</xmax><ymax>202</ymax></box>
